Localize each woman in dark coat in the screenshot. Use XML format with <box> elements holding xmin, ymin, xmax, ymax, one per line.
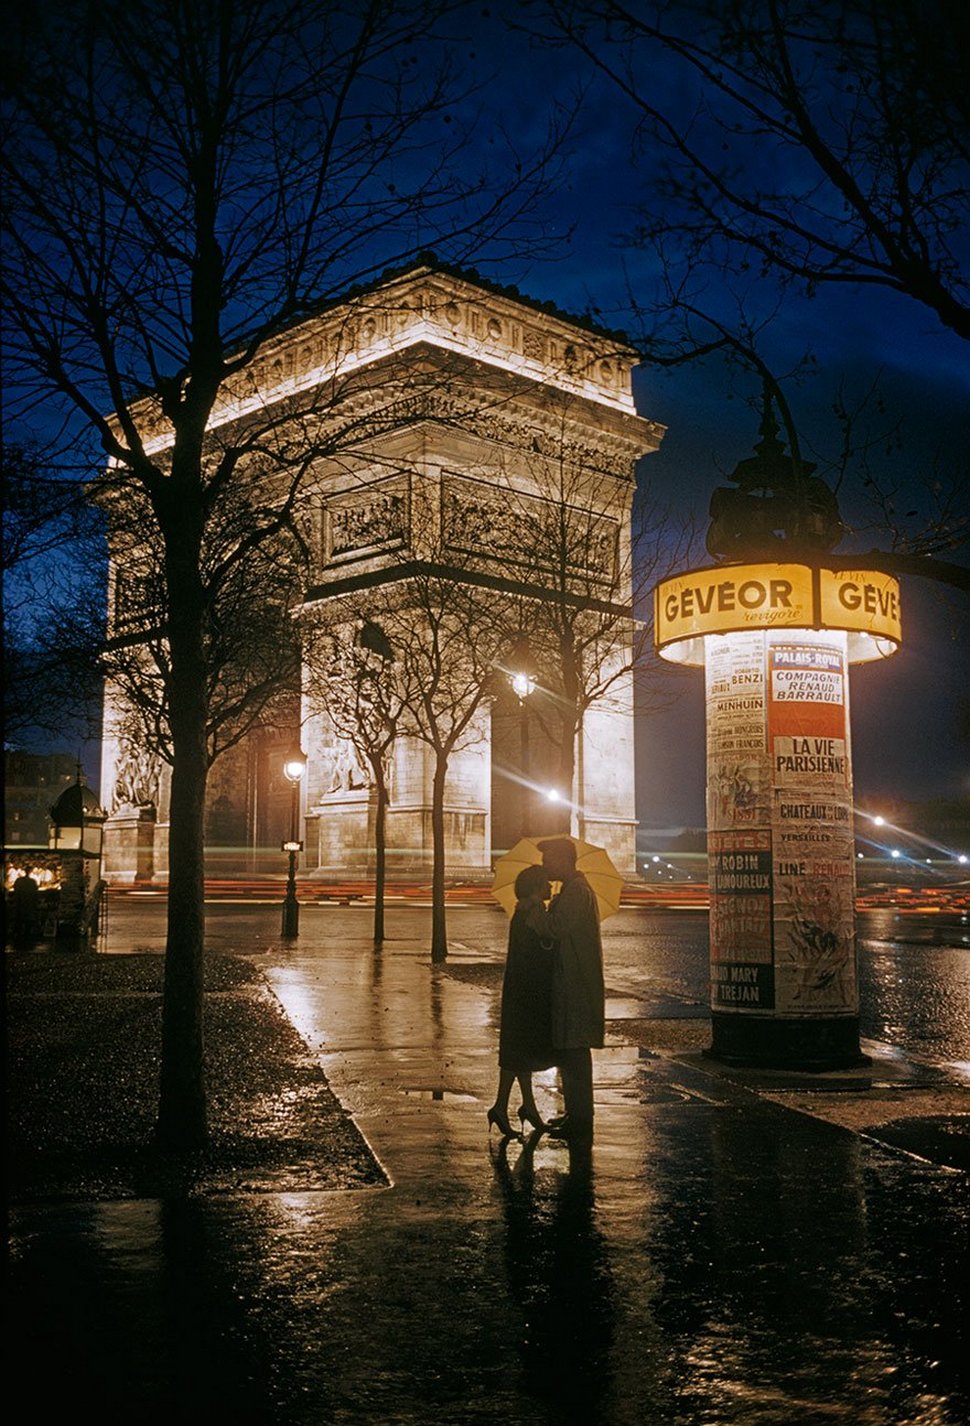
<box><xmin>487</xmin><ymin>863</ymin><xmax>557</xmax><ymax>1138</ymax></box>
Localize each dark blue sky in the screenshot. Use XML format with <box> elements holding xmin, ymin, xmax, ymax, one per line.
<box><xmin>490</xmin><ymin>22</ymin><xmax>970</xmax><ymax>833</ymax></box>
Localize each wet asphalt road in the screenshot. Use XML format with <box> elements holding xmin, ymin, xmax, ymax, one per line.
<box><xmin>7</xmin><ymin>901</ymin><xmax>970</xmax><ymax>1424</ymax></box>
<box><xmin>99</xmin><ymin>896</ymin><xmax>970</xmax><ymax>1067</ymax></box>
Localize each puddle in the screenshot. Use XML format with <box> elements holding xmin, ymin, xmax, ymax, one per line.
<box><xmin>608</xmin><ymin>995</ymin><xmax>707</xmax><ymax>1020</ymax></box>
<box><xmin>399</xmin><ymin>1088</ymin><xmax>479</xmax><ymax>1102</ymax></box>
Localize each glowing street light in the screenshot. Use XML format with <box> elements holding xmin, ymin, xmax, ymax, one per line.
<box><xmin>281</xmin><ymin>745</ymin><xmax>306</xmax><ymax>939</ymax></box>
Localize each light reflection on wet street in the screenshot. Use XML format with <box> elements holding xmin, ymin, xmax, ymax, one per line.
<box><xmin>8</xmin><ymin>902</ymin><xmax>969</xmax><ymax>1424</ymax></box>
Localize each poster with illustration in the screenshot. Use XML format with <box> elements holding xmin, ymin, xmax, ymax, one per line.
<box><xmin>766</xmin><ymin>634</ymin><xmax>857</xmax><ymax>1014</ymax></box>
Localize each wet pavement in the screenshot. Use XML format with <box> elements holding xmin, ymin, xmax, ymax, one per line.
<box><xmin>7</xmin><ymin>900</ymin><xmax>970</xmax><ymax>1424</ymax></box>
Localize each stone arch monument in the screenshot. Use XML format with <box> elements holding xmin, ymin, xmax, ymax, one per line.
<box><xmin>100</xmin><ymin>261</ymin><xmax>664</xmax><ymax>883</ymax></box>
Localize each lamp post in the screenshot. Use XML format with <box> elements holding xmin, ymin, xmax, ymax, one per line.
<box><xmin>281</xmin><ymin>746</ymin><xmax>306</xmax><ymax>939</ymax></box>
<box><xmin>509</xmin><ymin>638</ymin><xmax>536</xmax><ymax>836</ymax></box>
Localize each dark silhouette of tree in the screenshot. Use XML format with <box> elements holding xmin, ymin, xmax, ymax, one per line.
<box><xmin>542</xmin><ymin>0</ymin><xmax>970</xmax><ymax>339</ymax></box>
<box><xmin>488</xmin><ymin>399</ymin><xmax>690</xmax><ymax>833</ymax></box>
<box><xmin>371</xmin><ymin>565</ymin><xmax>503</xmax><ymax>964</ymax></box>
<box><xmin>1</xmin><ymin>0</ymin><xmax>565</xmax><ymax>1149</ymax></box>
<box><xmin>624</xmin><ymin>287</ymin><xmax>970</xmax><ymax>592</ymax></box>
<box><xmin>535</xmin><ymin>1</ymin><xmax>969</xmax><ymax>587</ymax></box>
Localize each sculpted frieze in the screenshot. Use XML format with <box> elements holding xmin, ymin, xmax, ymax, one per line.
<box><xmin>320</xmin><ymin>741</ymin><xmax>371</xmax><ymax>794</ymax></box>
<box><xmin>111</xmin><ymin>739</ymin><xmax>162</xmax><ymax>813</ymax></box>
<box><xmin>441</xmin><ymin>476</ymin><xmax>618</xmax><ymax>585</ymax></box>
<box><xmin>355</xmin><ymin>387</ymin><xmax>644</xmax><ymax>473</ymax></box>
<box><xmin>324</xmin><ymin>476</ymin><xmax>410</xmax><ymax>564</ymax></box>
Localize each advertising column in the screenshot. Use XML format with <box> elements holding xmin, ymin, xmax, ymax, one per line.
<box><xmin>654</xmin><ymin>561</ymin><xmax>901</xmax><ymax>1070</ymax></box>
<box><xmin>705</xmin><ymin>626</ymin><xmax>862</xmax><ymax>1066</ymax></box>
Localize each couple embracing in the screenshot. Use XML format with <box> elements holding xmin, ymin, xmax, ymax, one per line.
<box><xmin>487</xmin><ymin>838</ymin><xmax>604</xmax><ymax>1149</ymax></box>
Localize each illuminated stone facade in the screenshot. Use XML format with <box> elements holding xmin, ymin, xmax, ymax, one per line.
<box><xmin>100</xmin><ymin>263</ymin><xmax>664</xmax><ymax>882</ymax></box>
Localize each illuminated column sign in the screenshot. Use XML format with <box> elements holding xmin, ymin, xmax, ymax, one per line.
<box><xmin>655</xmin><ymin>563</ymin><xmax>901</xmax><ymax>1069</ymax></box>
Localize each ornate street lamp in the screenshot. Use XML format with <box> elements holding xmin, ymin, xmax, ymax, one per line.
<box><xmin>281</xmin><ymin>745</ymin><xmax>306</xmax><ymax>939</ymax></box>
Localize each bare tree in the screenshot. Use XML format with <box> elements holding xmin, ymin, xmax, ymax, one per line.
<box><xmin>1</xmin><ymin>0</ymin><xmax>564</xmax><ymax>1150</ymax></box>
<box><xmin>541</xmin><ymin>0</ymin><xmax>970</xmax><ymax>339</ymax></box>
<box><xmin>302</xmin><ymin>607</ymin><xmax>408</xmax><ymax>947</ymax></box>
<box><xmin>530</xmin><ymin>1</ymin><xmax>969</xmax><ymax>588</ymax></box>
<box><xmin>487</xmin><ymin>405</ymin><xmax>689</xmax><ymax>832</ymax></box>
<box><xmin>373</xmin><ymin>567</ymin><xmax>504</xmax><ymax>963</ymax></box>
<box><xmin>623</xmin><ymin>283</ymin><xmax>970</xmax><ymax>590</ymax></box>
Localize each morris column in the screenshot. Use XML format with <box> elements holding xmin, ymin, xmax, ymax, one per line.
<box><xmin>653</xmin><ymin>404</ymin><xmax>901</xmax><ymax>1069</ymax></box>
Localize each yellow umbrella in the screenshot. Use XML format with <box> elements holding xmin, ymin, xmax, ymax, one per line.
<box><xmin>491</xmin><ymin>834</ymin><xmax>624</xmax><ymax>921</ymax></box>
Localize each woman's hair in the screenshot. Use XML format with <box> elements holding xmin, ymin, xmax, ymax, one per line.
<box><xmin>515</xmin><ymin>863</ymin><xmax>548</xmax><ymax>900</ymax></box>
<box><xmin>538</xmin><ymin>837</ymin><xmax>577</xmax><ymax>870</ymax></box>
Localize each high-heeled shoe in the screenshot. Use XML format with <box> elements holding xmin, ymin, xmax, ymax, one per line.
<box><xmin>517</xmin><ymin>1105</ymin><xmax>548</xmax><ymax>1133</ymax></box>
<box><xmin>487</xmin><ymin>1106</ymin><xmax>520</xmax><ymax>1139</ymax></box>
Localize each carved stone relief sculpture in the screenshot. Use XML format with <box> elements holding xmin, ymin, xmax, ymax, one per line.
<box><xmin>441</xmin><ymin>476</ymin><xmax>617</xmax><ymax>585</ymax></box>
<box><xmin>321</xmin><ymin>741</ymin><xmax>372</xmax><ymax>794</ymax></box>
<box><xmin>112</xmin><ymin>740</ymin><xmax>162</xmax><ymax>813</ymax></box>
<box><xmin>325</xmin><ymin>475</ymin><xmax>410</xmax><ymax>565</ymax></box>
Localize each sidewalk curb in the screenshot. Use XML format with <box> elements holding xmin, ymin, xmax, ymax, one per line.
<box><xmin>662</xmin><ymin>1047</ymin><xmax>970</xmax><ymax>1172</ymax></box>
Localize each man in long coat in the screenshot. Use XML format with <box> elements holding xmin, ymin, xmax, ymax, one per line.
<box><xmin>528</xmin><ymin>838</ymin><xmax>604</xmax><ymax>1144</ymax></box>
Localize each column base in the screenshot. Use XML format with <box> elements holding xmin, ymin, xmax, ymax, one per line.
<box><xmin>708</xmin><ymin>1013</ymin><xmax>870</xmax><ymax>1071</ymax></box>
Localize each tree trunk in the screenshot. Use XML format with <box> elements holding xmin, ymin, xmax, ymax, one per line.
<box><xmin>373</xmin><ymin>769</ymin><xmax>387</xmax><ymax>948</ymax></box>
<box><xmin>155</xmin><ymin>489</ymin><xmax>210</xmax><ymax>1152</ymax></box>
<box><xmin>554</xmin><ymin>632</ymin><xmax>580</xmax><ymax>836</ymax></box>
<box><xmin>156</xmin><ymin>644</ymin><xmax>210</xmax><ymax>1150</ymax></box>
<box><xmin>430</xmin><ymin>753</ymin><xmax>448</xmax><ymax>963</ymax></box>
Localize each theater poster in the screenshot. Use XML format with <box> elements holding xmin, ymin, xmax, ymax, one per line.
<box><xmin>705</xmin><ymin>632</ymin><xmax>774</xmax><ymax>1010</ymax></box>
<box><xmin>766</xmin><ymin>635</ymin><xmax>857</xmax><ymax>1015</ymax></box>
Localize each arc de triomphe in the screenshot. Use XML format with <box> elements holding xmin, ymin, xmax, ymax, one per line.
<box><xmin>100</xmin><ymin>262</ymin><xmax>664</xmax><ymax>884</ymax></box>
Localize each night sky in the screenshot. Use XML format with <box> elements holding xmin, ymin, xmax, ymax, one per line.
<box><xmin>481</xmin><ymin>12</ymin><xmax>970</xmax><ymax>835</ymax></box>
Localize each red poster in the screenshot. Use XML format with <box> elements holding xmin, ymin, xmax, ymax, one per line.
<box><xmin>767</xmin><ymin>643</ymin><xmax>845</xmax><ymax>743</ymax></box>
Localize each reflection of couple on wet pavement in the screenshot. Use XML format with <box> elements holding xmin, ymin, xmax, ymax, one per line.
<box><xmin>492</xmin><ymin>1124</ymin><xmax>614</xmax><ymax>1417</ymax></box>
<box><xmin>487</xmin><ymin>837</ymin><xmax>605</xmax><ymax>1149</ymax></box>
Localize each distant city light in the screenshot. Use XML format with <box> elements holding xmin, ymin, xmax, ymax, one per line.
<box><xmin>546</xmin><ymin>788</ymin><xmax>560</xmax><ymax>802</ymax></box>
<box><xmin>960</xmin><ymin>855</ymin><xmax>968</xmax><ymax>865</ymax></box>
<box><xmin>873</xmin><ymin>815</ymin><xmax>885</xmax><ymax>826</ymax></box>
<box><xmin>891</xmin><ymin>849</ymin><xmax>901</xmax><ymax>859</ymax></box>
